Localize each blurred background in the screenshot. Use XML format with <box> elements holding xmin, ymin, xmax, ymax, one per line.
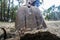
<box><xmin>0</xmin><ymin>0</ymin><xmax>60</xmax><ymax>22</ymax></box>
<box><xmin>0</xmin><ymin>0</ymin><xmax>60</xmax><ymax>40</ymax></box>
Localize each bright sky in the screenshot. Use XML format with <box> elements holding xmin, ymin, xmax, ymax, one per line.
<box><xmin>40</xmin><ymin>0</ymin><xmax>60</xmax><ymax>9</ymax></box>
<box><xmin>13</xmin><ymin>0</ymin><xmax>60</xmax><ymax>11</ymax></box>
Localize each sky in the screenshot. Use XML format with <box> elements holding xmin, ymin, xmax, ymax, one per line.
<box><xmin>13</xmin><ymin>0</ymin><xmax>60</xmax><ymax>11</ymax></box>
<box><xmin>40</xmin><ymin>0</ymin><xmax>60</xmax><ymax>9</ymax></box>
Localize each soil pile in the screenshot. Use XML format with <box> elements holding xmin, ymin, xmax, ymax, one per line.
<box><xmin>20</xmin><ymin>31</ymin><xmax>60</xmax><ymax>40</ymax></box>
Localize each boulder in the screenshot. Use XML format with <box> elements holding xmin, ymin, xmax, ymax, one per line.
<box><xmin>15</xmin><ymin>6</ymin><xmax>47</xmax><ymax>31</ymax></box>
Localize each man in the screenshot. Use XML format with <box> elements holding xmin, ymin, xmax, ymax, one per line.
<box><xmin>15</xmin><ymin>0</ymin><xmax>47</xmax><ymax>31</ymax></box>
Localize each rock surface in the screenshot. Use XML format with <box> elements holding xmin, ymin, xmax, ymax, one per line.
<box><xmin>0</xmin><ymin>21</ymin><xmax>60</xmax><ymax>40</ymax></box>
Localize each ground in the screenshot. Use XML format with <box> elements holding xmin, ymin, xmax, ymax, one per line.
<box><xmin>0</xmin><ymin>20</ymin><xmax>60</xmax><ymax>40</ymax></box>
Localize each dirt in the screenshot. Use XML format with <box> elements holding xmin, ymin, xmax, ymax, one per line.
<box><xmin>0</xmin><ymin>20</ymin><xmax>60</xmax><ymax>40</ymax></box>
<box><xmin>20</xmin><ymin>31</ymin><xmax>60</xmax><ymax>40</ymax></box>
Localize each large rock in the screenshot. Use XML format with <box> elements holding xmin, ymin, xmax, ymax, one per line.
<box><xmin>15</xmin><ymin>6</ymin><xmax>47</xmax><ymax>31</ymax></box>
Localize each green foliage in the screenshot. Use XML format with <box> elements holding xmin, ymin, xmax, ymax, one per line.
<box><xmin>10</xmin><ymin>6</ymin><xmax>18</xmax><ymax>20</ymax></box>
<box><xmin>43</xmin><ymin>5</ymin><xmax>59</xmax><ymax>20</ymax></box>
<box><xmin>45</xmin><ymin>14</ymin><xmax>50</xmax><ymax>20</ymax></box>
<box><xmin>58</xmin><ymin>6</ymin><xmax>60</xmax><ymax>11</ymax></box>
<box><xmin>0</xmin><ymin>0</ymin><xmax>19</xmax><ymax>21</ymax></box>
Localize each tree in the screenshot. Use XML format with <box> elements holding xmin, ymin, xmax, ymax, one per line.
<box><xmin>0</xmin><ymin>0</ymin><xmax>8</xmax><ymax>21</ymax></box>
<box><xmin>17</xmin><ymin>0</ymin><xmax>24</xmax><ymax>7</ymax></box>
<box><xmin>44</xmin><ymin>5</ymin><xmax>60</xmax><ymax>20</ymax></box>
<box><xmin>0</xmin><ymin>0</ymin><xmax>24</xmax><ymax>21</ymax></box>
